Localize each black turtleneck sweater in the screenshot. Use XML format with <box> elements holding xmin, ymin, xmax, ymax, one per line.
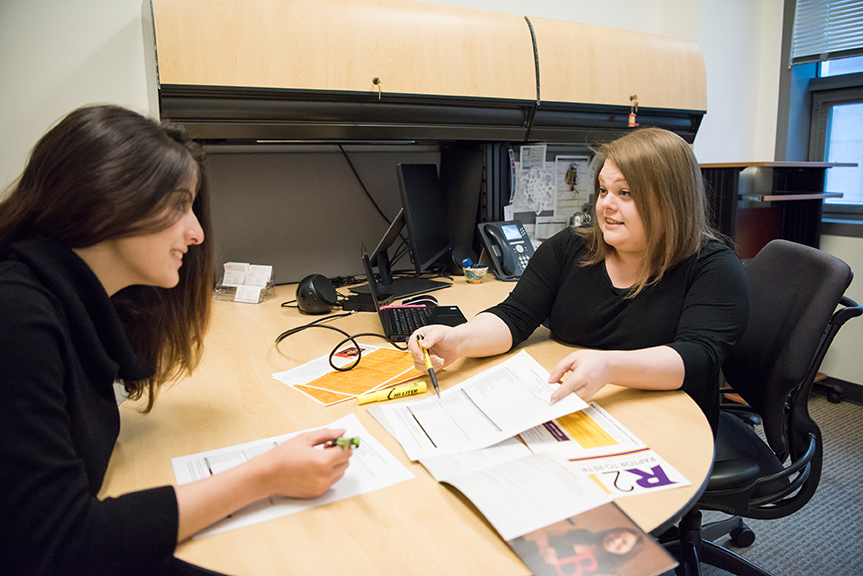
<box><xmin>0</xmin><ymin>236</ymin><xmax>179</xmax><ymax>575</ymax></box>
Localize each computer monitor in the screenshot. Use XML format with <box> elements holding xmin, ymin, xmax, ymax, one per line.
<box><xmin>353</xmin><ymin>164</ymin><xmax>452</xmax><ymax>299</ymax></box>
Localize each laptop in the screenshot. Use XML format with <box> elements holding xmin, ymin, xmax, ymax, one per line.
<box><xmin>361</xmin><ymin>246</ymin><xmax>467</xmax><ymax>342</ymax></box>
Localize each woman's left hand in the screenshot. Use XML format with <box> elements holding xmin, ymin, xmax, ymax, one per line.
<box><xmin>548</xmin><ymin>349</ymin><xmax>613</xmax><ymax>404</ymax></box>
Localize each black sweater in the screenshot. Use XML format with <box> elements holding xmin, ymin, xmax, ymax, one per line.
<box><xmin>0</xmin><ymin>236</ymin><xmax>179</xmax><ymax>575</ymax></box>
<box><xmin>486</xmin><ymin>229</ymin><xmax>750</xmax><ymax>432</ymax></box>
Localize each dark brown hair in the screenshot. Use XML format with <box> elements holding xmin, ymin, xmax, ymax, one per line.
<box><xmin>0</xmin><ymin>105</ymin><xmax>214</xmax><ymax>411</ymax></box>
<box><xmin>578</xmin><ymin>127</ymin><xmax>718</xmax><ymax>297</ymax></box>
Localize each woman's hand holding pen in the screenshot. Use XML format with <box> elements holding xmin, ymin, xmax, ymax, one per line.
<box><xmin>408</xmin><ymin>325</ymin><xmax>461</xmax><ymax>373</ymax></box>
<box><xmin>408</xmin><ymin>313</ymin><xmax>514</xmax><ymax>375</ymax></box>
<box><xmin>175</xmin><ymin>427</ymin><xmax>353</xmax><ymax>541</ymax></box>
<box><xmin>259</xmin><ymin>428</ymin><xmax>353</xmax><ymax>499</ymax></box>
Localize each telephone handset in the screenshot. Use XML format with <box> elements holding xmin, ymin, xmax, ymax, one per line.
<box><xmin>477</xmin><ymin>221</ymin><xmax>535</xmax><ymax>281</ymax></box>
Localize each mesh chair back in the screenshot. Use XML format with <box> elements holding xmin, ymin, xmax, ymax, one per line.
<box><xmin>722</xmin><ymin>240</ymin><xmax>853</xmax><ymax>459</ymax></box>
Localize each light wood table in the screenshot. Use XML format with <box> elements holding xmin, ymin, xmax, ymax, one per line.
<box><xmin>100</xmin><ymin>278</ymin><xmax>714</xmax><ymax>575</ymax></box>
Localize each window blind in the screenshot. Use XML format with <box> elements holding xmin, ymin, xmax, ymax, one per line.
<box><xmin>791</xmin><ymin>0</ymin><xmax>863</xmax><ymax>65</ymax></box>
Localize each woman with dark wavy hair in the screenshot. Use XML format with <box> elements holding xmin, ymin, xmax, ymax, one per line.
<box><xmin>0</xmin><ymin>105</ymin><xmax>352</xmax><ymax>575</ymax></box>
<box><xmin>409</xmin><ymin>128</ymin><xmax>749</xmax><ymax>433</ymax></box>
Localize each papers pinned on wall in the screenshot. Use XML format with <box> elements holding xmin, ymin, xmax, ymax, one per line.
<box><xmin>508</xmin><ymin>145</ymin><xmax>592</xmax><ymax>242</ymax></box>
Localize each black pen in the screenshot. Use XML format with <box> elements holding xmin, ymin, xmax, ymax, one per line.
<box><xmin>417</xmin><ymin>334</ymin><xmax>441</xmax><ymax>400</ymax></box>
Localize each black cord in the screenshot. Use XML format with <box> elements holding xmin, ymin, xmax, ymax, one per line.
<box><xmin>274</xmin><ymin>314</ymin><xmax>406</xmax><ymax>372</ymax></box>
<box><xmin>338</xmin><ymin>145</ymin><xmax>391</xmax><ymax>225</ymax></box>
<box><xmin>274</xmin><ymin>312</ymin><xmax>352</xmax><ymax>336</ymax></box>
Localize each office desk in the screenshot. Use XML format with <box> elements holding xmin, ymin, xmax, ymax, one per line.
<box><xmin>100</xmin><ymin>278</ymin><xmax>713</xmax><ymax>575</ymax></box>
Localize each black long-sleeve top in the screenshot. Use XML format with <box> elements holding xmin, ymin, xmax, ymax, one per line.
<box><xmin>485</xmin><ymin>229</ymin><xmax>750</xmax><ymax>431</ymax></box>
<box><xmin>0</xmin><ymin>236</ymin><xmax>179</xmax><ymax>575</ymax></box>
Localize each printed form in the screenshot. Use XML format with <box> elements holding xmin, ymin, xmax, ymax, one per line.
<box><xmin>172</xmin><ymin>413</ymin><xmax>414</xmax><ymax>538</ymax></box>
<box><xmin>378</xmin><ymin>350</ymin><xmax>588</xmax><ymax>461</ymax></box>
<box><xmin>441</xmin><ymin>452</ymin><xmax>612</xmax><ymax>541</ymax></box>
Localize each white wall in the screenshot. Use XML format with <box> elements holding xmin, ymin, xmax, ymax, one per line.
<box><xmin>0</xmin><ymin>0</ymin><xmax>151</xmax><ymax>193</ymax></box>
<box><xmin>695</xmin><ymin>0</ymin><xmax>784</xmax><ymax>162</ymax></box>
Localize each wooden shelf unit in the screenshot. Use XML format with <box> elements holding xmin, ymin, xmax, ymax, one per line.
<box><xmin>701</xmin><ymin>162</ymin><xmax>857</xmax><ymax>259</ymax></box>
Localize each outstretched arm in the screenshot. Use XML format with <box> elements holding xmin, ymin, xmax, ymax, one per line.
<box><xmin>174</xmin><ymin>428</ymin><xmax>353</xmax><ymax>541</ymax></box>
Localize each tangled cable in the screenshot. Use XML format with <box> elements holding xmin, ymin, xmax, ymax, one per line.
<box><xmin>274</xmin><ymin>312</ymin><xmax>407</xmax><ymax>372</ymax></box>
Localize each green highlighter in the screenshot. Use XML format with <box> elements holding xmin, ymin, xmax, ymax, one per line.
<box><xmin>330</xmin><ymin>437</ymin><xmax>360</xmax><ymax>449</ymax></box>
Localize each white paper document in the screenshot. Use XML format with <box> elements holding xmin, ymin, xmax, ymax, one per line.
<box><xmin>378</xmin><ymin>350</ymin><xmax>588</xmax><ymax>461</ymax></box>
<box><xmin>419</xmin><ymin>437</ymin><xmax>533</xmax><ymax>482</ymax></box>
<box><xmin>171</xmin><ymin>413</ymin><xmax>414</xmax><ymax>538</ymax></box>
<box><xmin>520</xmin><ymin>402</ymin><xmax>645</xmax><ymax>460</ymax></box>
<box><xmin>564</xmin><ymin>448</ymin><xmax>691</xmax><ymax>498</ymax></box>
<box><xmin>271</xmin><ymin>344</ymin><xmax>387</xmax><ymax>387</ymax></box>
<box><xmin>520</xmin><ymin>402</ymin><xmax>690</xmax><ymax>498</ymax></box>
<box><xmin>441</xmin><ymin>452</ymin><xmax>612</xmax><ymax>541</ymax></box>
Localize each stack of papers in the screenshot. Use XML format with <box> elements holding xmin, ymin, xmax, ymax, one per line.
<box><xmin>272</xmin><ymin>344</ymin><xmax>423</xmax><ymax>405</ymax></box>
<box><xmin>372</xmin><ymin>350</ymin><xmax>588</xmax><ymax>460</ymax></box>
<box><xmin>368</xmin><ymin>350</ymin><xmax>689</xmax><ymax>542</ymax></box>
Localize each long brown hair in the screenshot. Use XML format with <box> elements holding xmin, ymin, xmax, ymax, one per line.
<box><xmin>0</xmin><ymin>105</ymin><xmax>214</xmax><ymax>411</ymax></box>
<box><xmin>578</xmin><ymin>127</ymin><xmax>718</xmax><ymax>297</ymax></box>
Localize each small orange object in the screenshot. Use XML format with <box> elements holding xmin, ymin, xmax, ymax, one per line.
<box><xmin>628</xmin><ymin>95</ymin><xmax>639</xmax><ymax>128</ymax></box>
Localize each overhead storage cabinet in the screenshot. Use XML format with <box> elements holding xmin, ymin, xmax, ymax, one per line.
<box><xmin>147</xmin><ymin>0</ymin><xmax>707</xmax><ymax>142</ymax></box>
<box><xmin>529</xmin><ymin>18</ymin><xmax>706</xmax><ymax>110</ymax></box>
<box><xmin>151</xmin><ymin>0</ymin><xmax>537</xmax><ymax>99</ymax></box>
<box><xmin>149</xmin><ymin>0</ymin><xmax>539</xmax><ymax>141</ymax></box>
<box><xmin>526</xmin><ymin>17</ymin><xmax>707</xmax><ymax>142</ymax></box>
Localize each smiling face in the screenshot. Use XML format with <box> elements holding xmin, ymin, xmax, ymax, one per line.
<box><xmin>596</xmin><ymin>160</ymin><xmax>647</xmax><ymax>257</ymax></box>
<box><xmin>100</xmin><ymin>176</ymin><xmax>204</xmax><ymax>291</ymax></box>
<box><xmin>602</xmin><ymin>529</ymin><xmax>639</xmax><ymax>556</ymax></box>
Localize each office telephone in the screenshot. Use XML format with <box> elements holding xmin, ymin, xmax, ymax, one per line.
<box><xmin>477</xmin><ymin>221</ymin><xmax>535</xmax><ymax>281</ymax></box>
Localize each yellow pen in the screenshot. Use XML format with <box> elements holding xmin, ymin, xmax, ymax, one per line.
<box><xmin>356</xmin><ymin>381</ymin><xmax>427</xmax><ymax>405</ymax></box>
<box><xmin>417</xmin><ymin>334</ymin><xmax>441</xmax><ymax>399</ymax></box>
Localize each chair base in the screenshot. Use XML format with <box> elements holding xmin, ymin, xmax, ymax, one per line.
<box><xmin>662</xmin><ymin>510</ymin><xmax>773</xmax><ymax>576</ymax></box>
<box><xmin>813</xmin><ymin>380</ymin><xmax>844</xmax><ymax>404</ymax></box>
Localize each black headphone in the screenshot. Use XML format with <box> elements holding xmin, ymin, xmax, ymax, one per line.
<box><xmin>296</xmin><ymin>274</ymin><xmax>339</xmax><ymax>314</ymax></box>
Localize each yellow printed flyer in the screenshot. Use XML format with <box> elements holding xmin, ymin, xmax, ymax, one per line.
<box><xmin>271</xmin><ymin>345</ymin><xmax>423</xmax><ymax>406</ymax></box>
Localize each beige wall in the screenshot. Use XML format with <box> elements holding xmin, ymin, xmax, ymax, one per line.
<box><xmin>819</xmin><ymin>236</ymin><xmax>863</xmax><ymax>385</ymax></box>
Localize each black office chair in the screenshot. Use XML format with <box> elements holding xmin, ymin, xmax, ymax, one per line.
<box><xmin>662</xmin><ymin>239</ymin><xmax>862</xmax><ymax>576</ymax></box>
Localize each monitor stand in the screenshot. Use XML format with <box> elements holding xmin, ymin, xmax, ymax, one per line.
<box><xmin>350</xmin><ymin>277</ymin><xmax>451</xmax><ymax>299</ymax></box>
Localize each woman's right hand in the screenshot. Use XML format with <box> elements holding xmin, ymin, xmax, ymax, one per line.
<box><xmin>408</xmin><ymin>325</ymin><xmax>463</xmax><ymax>373</ymax></box>
<box><xmin>175</xmin><ymin>427</ymin><xmax>353</xmax><ymax>541</ymax></box>
<box><xmin>259</xmin><ymin>428</ymin><xmax>353</xmax><ymax>499</ymax></box>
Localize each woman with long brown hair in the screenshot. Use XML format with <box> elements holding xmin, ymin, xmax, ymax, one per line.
<box><xmin>0</xmin><ymin>105</ymin><xmax>352</xmax><ymax>575</ymax></box>
<box><xmin>409</xmin><ymin>128</ymin><xmax>749</xmax><ymax>432</ymax></box>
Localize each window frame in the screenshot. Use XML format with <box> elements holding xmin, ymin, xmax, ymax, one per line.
<box><xmin>808</xmin><ymin>73</ymin><xmax>863</xmax><ymax>234</ymax></box>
